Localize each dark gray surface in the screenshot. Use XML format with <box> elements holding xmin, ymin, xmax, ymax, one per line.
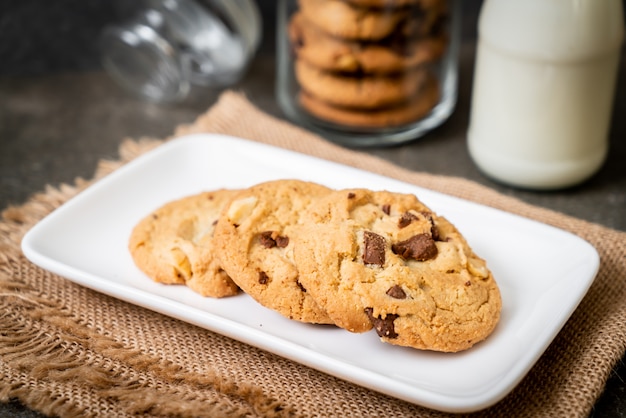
<box><xmin>1</xmin><ymin>1</ymin><xmax>625</xmax><ymax>417</ymax></box>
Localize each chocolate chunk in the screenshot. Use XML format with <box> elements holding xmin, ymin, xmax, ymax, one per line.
<box><xmin>364</xmin><ymin>308</ymin><xmax>399</xmax><ymax>339</ymax></box>
<box><xmin>391</xmin><ymin>233</ymin><xmax>438</xmax><ymax>261</ymax></box>
<box><xmin>382</xmin><ymin>204</ymin><xmax>391</xmax><ymax>215</ymax></box>
<box><xmin>398</xmin><ymin>211</ymin><xmax>418</xmax><ymax>228</ymax></box>
<box><xmin>386</xmin><ymin>285</ymin><xmax>406</xmax><ymax>299</ymax></box>
<box><xmin>420</xmin><ymin>211</ymin><xmax>441</xmax><ymax>241</ymax></box>
<box><xmin>431</xmin><ymin>224</ymin><xmax>441</xmax><ymax>241</ymax></box>
<box><xmin>259</xmin><ymin>232</ymin><xmax>275</xmax><ymax>248</ymax></box>
<box><xmin>347</xmin><ymin>192</ymin><xmax>356</xmax><ymax>199</ymax></box>
<box><xmin>259</xmin><ymin>231</ymin><xmax>289</xmax><ymax>248</ymax></box>
<box><xmin>275</xmin><ymin>235</ymin><xmax>289</xmax><ymax>248</ymax></box>
<box><xmin>363</xmin><ymin>231</ymin><xmax>386</xmax><ymax>266</ymax></box>
<box><xmin>258</xmin><ymin>271</ymin><xmax>269</xmax><ymax>284</ymax></box>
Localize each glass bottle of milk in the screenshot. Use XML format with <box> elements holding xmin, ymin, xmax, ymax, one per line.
<box><xmin>467</xmin><ymin>0</ymin><xmax>624</xmax><ymax>190</ymax></box>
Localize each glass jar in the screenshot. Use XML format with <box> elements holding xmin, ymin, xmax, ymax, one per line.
<box><xmin>101</xmin><ymin>0</ymin><xmax>262</xmax><ymax>102</ymax></box>
<box><xmin>276</xmin><ymin>0</ymin><xmax>460</xmax><ymax>147</ymax></box>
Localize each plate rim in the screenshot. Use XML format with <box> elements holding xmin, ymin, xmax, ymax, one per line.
<box><xmin>21</xmin><ymin>133</ymin><xmax>600</xmax><ymax>413</ymax></box>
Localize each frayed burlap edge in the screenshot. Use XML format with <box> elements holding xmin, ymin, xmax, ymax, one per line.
<box><xmin>174</xmin><ymin>91</ymin><xmax>626</xmax><ymax>417</ymax></box>
<box><xmin>1</xmin><ymin>139</ymin><xmax>297</xmax><ymax>418</ymax></box>
<box><xmin>1</xmin><ymin>90</ymin><xmax>625</xmax><ymax>418</ymax></box>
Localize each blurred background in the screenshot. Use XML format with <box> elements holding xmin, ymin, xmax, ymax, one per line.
<box><xmin>0</xmin><ymin>1</ymin><xmax>480</xmax><ymax>76</ymax></box>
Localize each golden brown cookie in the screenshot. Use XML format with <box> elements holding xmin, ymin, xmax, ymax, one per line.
<box><xmin>295</xmin><ymin>59</ymin><xmax>428</xmax><ymax>109</ymax></box>
<box><xmin>298</xmin><ymin>75</ymin><xmax>440</xmax><ymax>128</ymax></box>
<box><xmin>128</xmin><ymin>190</ymin><xmax>240</xmax><ymax>298</ymax></box>
<box><xmin>344</xmin><ymin>0</ymin><xmax>444</xmax><ymax>7</ymax></box>
<box><xmin>298</xmin><ymin>0</ymin><xmax>409</xmax><ymax>41</ymax></box>
<box><xmin>213</xmin><ymin>180</ymin><xmax>335</xmax><ymax>324</ymax></box>
<box><xmin>289</xmin><ymin>12</ymin><xmax>447</xmax><ymax>74</ymax></box>
<box><xmin>298</xmin><ymin>0</ymin><xmax>446</xmax><ymax>41</ymax></box>
<box><xmin>293</xmin><ymin>189</ymin><xmax>501</xmax><ymax>352</ymax></box>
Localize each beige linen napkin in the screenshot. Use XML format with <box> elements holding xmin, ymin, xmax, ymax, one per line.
<box><xmin>1</xmin><ymin>91</ymin><xmax>625</xmax><ymax>417</ymax></box>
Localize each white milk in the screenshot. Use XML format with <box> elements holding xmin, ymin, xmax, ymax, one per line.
<box><xmin>467</xmin><ymin>0</ymin><xmax>624</xmax><ymax>189</ymax></box>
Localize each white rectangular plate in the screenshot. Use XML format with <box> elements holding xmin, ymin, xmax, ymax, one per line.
<box><xmin>22</xmin><ymin>134</ymin><xmax>599</xmax><ymax>413</ymax></box>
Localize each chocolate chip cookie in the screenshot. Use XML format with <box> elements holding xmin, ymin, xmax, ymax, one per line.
<box><xmin>288</xmin><ymin>0</ymin><xmax>450</xmax><ymax>129</ymax></box>
<box><xmin>213</xmin><ymin>179</ymin><xmax>335</xmax><ymax>324</ymax></box>
<box><xmin>295</xmin><ymin>59</ymin><xmax>428</xmax><ymax>109</ymax></box>
<box><xmin>298</xmin><ymin>75</ymin><xmax>439</xmax><ymax>127</ymax></box>
<box><xmin>299</xmin><ymin>0</ymin><xmax>445</xmax><ymax>40</ymax></box>
<box><xmin>293</xmin><ymin>189</ymin><xmax>501</xmax><ymax>352</ymax></box>
<box><xmin>128</xmin><ymin>190</ymin><xmax>240</xmax><ymax>298</ymax></box>
<box><xmin>344</xmin><ymin>0</ymin><xmax>444</xmax><ymax>7</ymax></box>
<box><xmin>298</xmin><ymin>0</ymin><xmax>411</xmax><ymax>41</ymax></box>
<box><xmin>289</xmin><ymin>12</ymin><xmax>446</xmax><ymax>74</ymax></box>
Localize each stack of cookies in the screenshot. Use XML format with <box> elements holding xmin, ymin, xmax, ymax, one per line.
<box><xmin>288</xmin><ymin>0</ymin><xmax>449</xmax><ymax>128</ymax></box>
<box><xmin>129</xmin><ymin>179</ymin><xmax>501</xmax><ymax>353</ymax></box>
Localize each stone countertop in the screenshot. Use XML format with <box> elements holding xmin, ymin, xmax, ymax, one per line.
<box><xmin>0</xmin><ymin>2</ymin><xmax>625</xmax><ymax>417</ymax></box>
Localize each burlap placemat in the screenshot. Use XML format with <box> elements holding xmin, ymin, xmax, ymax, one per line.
<box><xmin>2</xmin><ymin>90</ymin><xmax>625</xmax><ymax>418</ymax></box>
